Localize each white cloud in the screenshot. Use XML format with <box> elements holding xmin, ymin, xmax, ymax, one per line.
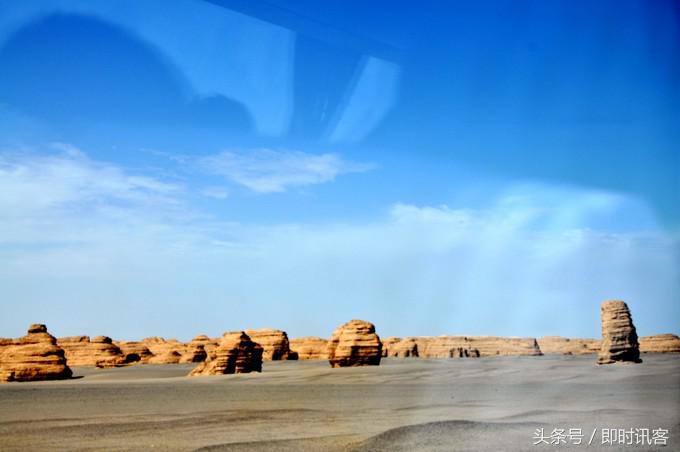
<box><xmin>200</xmin><ymin>186</ymin><xmax>229</xmax><ymax>199</ymax></box>
<box><xmin>200</xmin><ymin>148</ymin><xmax>374</xmax><ymax>193</ymax></box>
<box><xmin>0</xmin><ymin>148</ymin><xmax>677</xmax><ymax>341</ymax></box>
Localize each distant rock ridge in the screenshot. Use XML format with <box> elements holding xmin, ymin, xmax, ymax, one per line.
<box><xmin>382</xmin><ymin>337</ymin><xmax>419</xmax><ymax>358</ymax></box>
<box><xmin>597</xmin><ymin>300</ymin><xmax>641</xmax><ymax>364</ymax></box>
<box><xmin>1</xmin><ymin>324</ymin><xmax>73</xmax><ymax>382</ymax></box>
<box><xmin>382</xmin><ymin>336</ymin><xmax>541</xmax><ymax>358</ymax></box>
<box><xmin>640</xmin><ymin>334</ymin><xmax>680</xmax><ymax>353</ymax></box>
<box><xmin>58</xmin><ymin>335</ymin><xmax>126</xmax><ymax>367</ymax></box>
<box><xmin>245</xmin><ymin>329</ymin><xmax>297</xmax><ymax>360</ymax></box>
<box><xmin>538</xmin><ymin>336</ymin><xmax>601</xmax><ymax>355</ymax></box>
<box><xmin>289</xmin><ymin>337</ymin><xmax>328</xmax><ymax>360</ymax></box>
<box><xmin>190</xmin><ymin>331</ymin><xmax>263</xmax><ymax>376</ymax></box>
<box><xmin>142</xmin><ymin>337</ymin><xmax>185</xmax><ymax>364</ymax></box>
<box><xmin>114</xmin><ymin>341</ymin><xmax>153</xmax><ymax>363</ymax></box>
<box><xmin>327</xmin><ymin>320</ymin><xmax>382</xmax><ymax>367</ymax></box>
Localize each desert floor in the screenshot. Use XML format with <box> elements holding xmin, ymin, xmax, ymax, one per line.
<box><xmin>0</xmin><ymin>355</ymin><xmax>678</xmax><ymax>451</ymax></box>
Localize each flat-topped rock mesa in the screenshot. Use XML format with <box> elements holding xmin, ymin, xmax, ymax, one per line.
<box><xmin>114</xmin><ymin>341</ymin><xmax>153</xmax><ymax>364</ymax></box>
<box><xmin>1</xmin><ymin>324</ymin><xmax>73</xmax><ymax>382</ymax></box>
<box><xmin>409</xmin><ymin>336</ymin><xmax>541</xmax><ymax>358</ymax></box>
<box><xmin>327</xmin><ymin>319</ymin><xmax>382</xmax><ymax>367</ymax></box>
<box><xmin>382</xmin><ymin>337</ymin><xmax>419</xmax><ymax>358</ymax></box>
<box><xmin>245</xmin><ymin>329</ymin><xmax>297</xmax><ymax>360</ymax></box>
<box><xmin>58</xmin><ymin>335</ymin><xmax>126</xmax><ymax>367</ymax></box>
<box><xmin>538</xmin><ymin>336</ymin><xmax>601</xmax><ymax>355</ymax></box>
<box><xmin>639</xmin><ymin>334</ymin><xmax>680</xmax><ymax>353</ymax></box>
<box><xmin>142</xmin><ymin>337</ymin><xmax>185</xmax><ymax>364</ymax></box>
<box><xmin>179</xmin><ymin>335</ymin><xmax>213</xmax><ymax>363</ymax></box>
<box><xmin>289</xmin><ymin>337</ymin><xmax>328</xmax><ymax>360</ymax></box>
<box><xmin>597</xmin><ymin>300</ymin><xmax>642</xmax><ymax>364</ymax></box>
<box><xmin>190</xmin><ymin>331</ymin><xmax>263</xmax><ymax>376</ymax></box>
<box><xmin>411</xmin><ymin>337</ymin><xmax>480</xmax><ymax>358</ymax></box>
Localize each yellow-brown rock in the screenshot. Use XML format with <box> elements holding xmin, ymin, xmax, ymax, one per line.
<box><xmin>597</xmin><ymin>300</ymin><xmax>642</xmax><ymax>364</ymax></box>
<box><xmin>58</xmin><ymin>335</ymin><xmax>126</xmax><ymax>367</ymax></box>
<box><xmin>189</xmin><ymin>331</ymin><xmax>263</xmax><ymax>376</ymax></box>
<box><xmin>327</xmin><ymin>320</ymin><xmax>382</xmax><ymax>367</ymax></box>
<box><xmin>413</xmin><ymin>336</ymin><xmax>540</xmax><ymax>358</ymax></box>
<box><xmin>382</xmin><ymin>337</ymin><xmax>419</xmax><ymax>357</ymax></box>
<box><xmin>289</xmin><ymin>337</ymin><xmax>328</xmax><ymax>360</ymax></box>
<box><xmin>538</xmin><ymin>336</ymin><xmax>600</xmax><ymax>355</ymax></box>
<box><xmin>0</xmin><ymin>324</ymin><xmax>73</xmax><ymax>382</ymax></box>
<box><xmin>179</xmin><ymin>335</ymin><xmax>212</xmax><ymax>363</ymax></box>
<box><xmin>639</xmin><ymin>334</ymin><xmax>680</xmax><ymax>353</ymax></box>
<box><xmin>245</xmin><ymin>329</ymin><xmax>297</xmax><ymax>360</ymax></box>
<box><xmin>142</xmin><ymin>337</ymin><xmax>186</xmax><ymax>363</ymax></box>
<box><xmin>114</xmin><ymin>341</ymin><xmax>153</xmax><ymax>363</ymax></box>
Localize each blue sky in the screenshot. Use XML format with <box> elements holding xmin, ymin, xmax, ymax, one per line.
<box><xmin>0</xmin><ymin>0</ymin><xmax>678</xmax><ymax>341</ymax></box>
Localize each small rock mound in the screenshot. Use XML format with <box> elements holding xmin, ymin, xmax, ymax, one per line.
<box><xmin>597</xmin><ymin>300</ymin><xmax>642</xmax><ymax>364</ymax></box>
<box><xmin>289</xmin><ymin>337</ymin><xmax>328</xmax><ymax>360</ymax></box>
<box><xmin>245</xmin><ymin>329</ymin><xmax>297</xmax><ymax>360</ymax></box>
<box><xmin>179</xmin><ymin>335</ymin><xmax>210</xmax><ymax>363</ymax></box>
<box><xmin>639</xmin><ymin>334</ymin><xmax>680</xmax><ymax>353</ymax></box>
<box><xmin>58</xmin><ymin>335</ymin><xmax>126</xmax><ymax>367</ymax></box>
<box><xmin>115</xmin><ymin>341</ymin><xmax>153</xmax><ymax>363</ymax></box>
<box><xmin>327</xmin><ymin>319</ymin><xmax>382</xmax><ymax>368</ymax></box>
<box><xmin>189</xmin><ymin>331</ymin><xmax>263</xmax><ymax>376</ymax></box>
<box><xmin>142</xmin><ymin>337</ymin><xmax>186</xmax><ymax>364</ymax></box>
<box><xmin>0</xmin><ymin>324</ymin><xmax>73</xmax><ymax>382</ymax></box>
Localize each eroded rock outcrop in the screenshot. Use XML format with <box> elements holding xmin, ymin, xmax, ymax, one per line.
<box><xmin>115</xmin><ymin>341</ymin><xmax>153</xmax><ymax>364</ymax></box>
<box><xmin>289</xmin><ymin>337</ymin><xmax>328</xmax><ymax>360</ymax></box>
<box><xmin>58</xmin><ymin>335</ymin><xmax>126</xmax><ymax>367</ymax></box>
<box><xmin>189</xmin><ymin>331</ymin><xmax>263</xmax><ymax>376</ymax></box>
<box><xmin>327</xmin><ymin>320</ymin><xmax>382</xmax><ymax>367</ymax></box>
<box><xmin>597</xmin><ymin>300</ymin><xmax>641</xmax><ymax>364</ymax></box>
<box><xmin>382</xmin><ymin>337</ymin><xmax>419</xmax><ymax>358</ymax></box>
<box><xmin>179</xmin><ymin>335</ymin><xmax>211</xmax><ymax>363</ymax></box>
<box><xmin>245</xmin><ymin>329</ymin><xmax>297</xmax><ymax>360</ymax></box>
<box><xmin>639</xmin><ymin>334</ymin><xmax>680</xmax><ymax>353</ymax></box>
<box><xmin>538</xmin><ymin>336</ymin><xmax>600</xmax><ymax>355</ymax></box>
<box><xmin>142</xmin><ymin>337</ymin><xmax>186</xmax><ymax>364</ymax></box>
<box><xmin>412</xmin><ymin>336</ymin><xmax>539</xmax><ymax>358</ymax></box>
<box><xmin>0</xmin><ymin>324</ymin><xmax>73</xmax><ymax>382</ymax></box>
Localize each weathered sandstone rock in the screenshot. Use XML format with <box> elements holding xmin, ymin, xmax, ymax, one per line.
<box><xmin>0</xmin><ymin>324</ymin><xmax>73</xmax><ymax>382</ymax></box>
<box><xmin>289</xmin><ymin>337</ymin><xmax>328</xmax><ymax>360</ymax></box>
<box><xmin>245</xmin><ymin>329</ymin><xmax>297</xmax><ymax>360</ymax></box>
<box><xmin>58</xmin><ymin>335</ymin><xmax>126</xmax><ymax>367</ymax></box>
<box><xmin>639</xmin><ymin>334</ymin><xmax>680</xmax><ymax>353</ymax></box>
<box><xmin>142</xmin><ymin>337</ymin><xmax>186</xmax><ymax>364</ymax></box>
<box><xmin>327</xmin><ymin>320</ymin><xmax>382</xmax><ymax>367</ymax></box>
<box><xmin>597</xmin><ymin>300</ymin><xmax>641</xmax><ymax>364</ymax></box>
<box><xmin>189</xmin><ymin>331</ymin><xmax>263</xmax><ymax>376</ymax></box>
<box><xmin>382</xmin><ymin>337</ymin><xmax>419</xmax><ymax>358</ymax></box>
<box><xmin>179</xmin><ymin>335</ymin><xmax>210</xmax><ymax>363</ymax></box>
<box><xmin>412</xmin><ymin>336</ymin><xmax>540</xmax><ymax>358</ymax></box>
<box><xmin>114</xmin><ymin>341</ymin><xmax>153</xmax><ymax>364</ymax></box>
<box><xmin>538</xmin><ymin>336</ymin><xmax>600</xmax><ymax>355</ymax></box>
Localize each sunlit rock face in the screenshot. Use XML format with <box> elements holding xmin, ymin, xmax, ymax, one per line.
<box><xmin>327</xmin><ymin>320</ymin><xmax>382</xmax><ymax>367</ymax></box>
<box><xmin>1</xmin><ymin>324</ymin><xmax>73</xmax><ymax>382</ymax></box>
<box><xmin>58</xmin><ymin>335</ymin><xmax>127</xmax><ymax>367</ymax></box>
<box><xmin>640</xmin><ymin>334</ymin><xmax>680</xmax><ymax>353</ymax></box>
<box><xmin>245</xmin><ymin>329</ymin><xmax>297</xmax><ymax>360</ymax></box>
<box><xmin>115</xmin><ymin>341</ymin><xmax>153</xmax><ymax>364</ymax></box>
<box><xmin>382</xmin><ymin>337</ymin><xmax>419</xmax><ymax>358</ymax></box>
<box><xmin>597</xmin><ymin>300</ymin><xmax>642</xmax><ymax>364</ymax></box>
<box><xmin>289</xmin><ymin>337</ymin><xmax>328</xmax><ymax>360</ymax></box>
<box><xmin>142</xmin><ymin>337</ymin><xmax>186</xmax><ymax>364</ymax></box>
<box><xmin>537</xmin><ymin>337</ymin><xmax>601</xmax><ymax>355</ymax></box>
<box><xmin>189</xmin><ymin>331</ymin><xmax>263</xmax><ymax>376</ymax></box>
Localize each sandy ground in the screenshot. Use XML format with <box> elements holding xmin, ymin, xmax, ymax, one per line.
<box><xmin>0</xmin><ymin>355</ymin><xmax>678</xmax><ymax>451</ymax></box>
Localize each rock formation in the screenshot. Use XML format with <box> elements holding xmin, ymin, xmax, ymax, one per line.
<box><xmin>115</xmin><ymin>341</ymin><xmax>153</xmax><ymax>364</ymax></box>
<box><xmin>0</xmin><ymin>324</ymin><xmax>73</xmax><ymax>382</ymax></box>
<box><xmin>597</xmin><ymin>300</ymin><xmax>642</xmax><ymax>364</ymax></box>
<box><xmin>411</xmin><ymin>336</ymin><xmax>539</xmax><ymax>358</ymax></box>
<box><xmin>189</xmin><ymin>331</ymin><xmax>263</xmax><ymax>376</ymax></box>
<box><xmin>142</xmin><ymin>337</ymin><xmax>186</xmax><ymax>364</ymax></box>
<box><xmin>639</xmin><ymin>334</ymin><xmax>680</xmax><ymax>353</ymax></box>
<box><xmin>327</xmin><ymin>320</ymin><xmax>382</xmax><ymax>367</ymax></box>
<box><xmin>538</xmin><ymin>336</ymin><xmax>601</xmax><ymax>355</ymax></box>
<box><xmin>245</xmin><ymin>329</ymin><xmax>297</xmax><ymax>360</ymax></box>
<box><xmin>382</xmin><ymin>337</ymin><xmax>419</xmax><ymax>357</ymax></box>
<box><xmin>179</xmin><ymin>335</ymin><xmax>210</xmax><ymax>363</ymax></box>
<box><xmin>289</xmin><ymin>337</ymin><xmax>328</xmax><ymax>360</ymax></box>
<box><xmin>58</xmin><ymin>335</ymin><xmax>126</xmax><ymax>367</ymax></box>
